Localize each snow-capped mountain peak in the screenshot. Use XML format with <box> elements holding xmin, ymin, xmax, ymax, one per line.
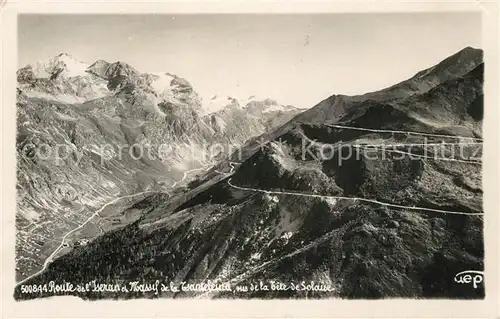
<box><xmin>52</xmin><ymin>53</ymin><xmax>89</xmax><ymax>77</ymax></box>
<box><xmin>28</xmin><ymin>53</ymin><xmax>90</xmax><ymax>79</ymax></box>
<box><xmin>201</xmin><ymin>95</ymin><xmax>241</xmax><ymax>115</ymax></box>
<box><xmin>241</xmin><ymin>96</ymin><xmax>299</xmax><ymax>115</ymax></box>
<box><xmin>17</xmin><ymin>54</ymin><xmax>111</xmax><ymax>103</ymax></box>
<box><xmin>200</xmin><ymin>94</ymin><xmax>302</xmax><ymax>117</ymax></box>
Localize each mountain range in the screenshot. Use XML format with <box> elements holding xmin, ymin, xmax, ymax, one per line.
<box><xmin>15</xmin><ymin>53</ymin><xmax>302</xmax><ymax>281</ymax></box>
<box><xmin>15</xmin><ymin>47</ymin><xmax>484</xmax><ymax>299</ymax></box>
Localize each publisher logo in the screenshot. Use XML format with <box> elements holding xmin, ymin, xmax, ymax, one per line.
<box><xmin>454</xmin><ymin>270</ymin><xmax>484</xmax><ymax>289</ymax></box>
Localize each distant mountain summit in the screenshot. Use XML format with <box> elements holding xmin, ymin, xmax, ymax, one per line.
<box><xmin>286</xmin><ymin>46</ymin><xmax>483</xmax><ymax>131</ymax></box>
<box><xmin>17</xmin><ymin>54</ymin><xmax>201</xmax><ymax>108</ymax></box>
<box><xmin>202</xmin><ymin>95</ymin><xmax>302</xmax><ymax>115</ymax></box>
<box><xmin>17</xmin><ymin>53</ymin><xmax>109</xmax><ymax>103</ymax></box>
<box><xmin>203</xmin><ymin>95</ymin><xmax>241</xmax><ymax>114</ymax></box>
<box><xmin>244</xmin><ymin>97</ymin><xmax>300</xmax><ymax>116</ymax></box>
<box><xmin>18</xmin><ymin>53</ymin><xmax>89</xmax><ymax>80</ymax></box>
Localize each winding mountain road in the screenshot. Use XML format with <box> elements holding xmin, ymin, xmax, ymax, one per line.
<box><xmin>16</xmin><ymin>166</ymin><xmax>211</xmax><ymax>287</ymax></box>
<box><xmin>325</xmin><ymin>124</ymin><xmax>483</xmax><ymax>141</ymax></box>
<box><xmin>16</xmin><ymin>125</ymin><xmax>483</xmax><ymax>288</ymax></box>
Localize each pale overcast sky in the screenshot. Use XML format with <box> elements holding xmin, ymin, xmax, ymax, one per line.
<box><xmin>18</xmin><ymin>13</ymin><xmax>481</xmax><ymax>108</ymax></box>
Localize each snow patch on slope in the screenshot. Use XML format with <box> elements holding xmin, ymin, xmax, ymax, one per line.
<box><xmin>55</xmin><ymin>54</ymin><xmax>89</xmax><ymax>77</ymax></box>
<box><xmin>150</xmin><ymin>73</ymin><xmax>175</xmax><ymax>95</ymax></box>
<box><xmin>201</xmin><ymin>95</ymin><xmax>241</xmax><ymax>115</ymax></box>
<box><xmin>263</xmin><ymin>102</ymin><xmax>290</xmax><ymax>113</ymax></box>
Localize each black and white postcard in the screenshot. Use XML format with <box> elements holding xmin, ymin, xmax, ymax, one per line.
<box><xmin>1</xmin><ymin>1</ymin><xmax>499</xmax><ymax>318</ymax></box>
